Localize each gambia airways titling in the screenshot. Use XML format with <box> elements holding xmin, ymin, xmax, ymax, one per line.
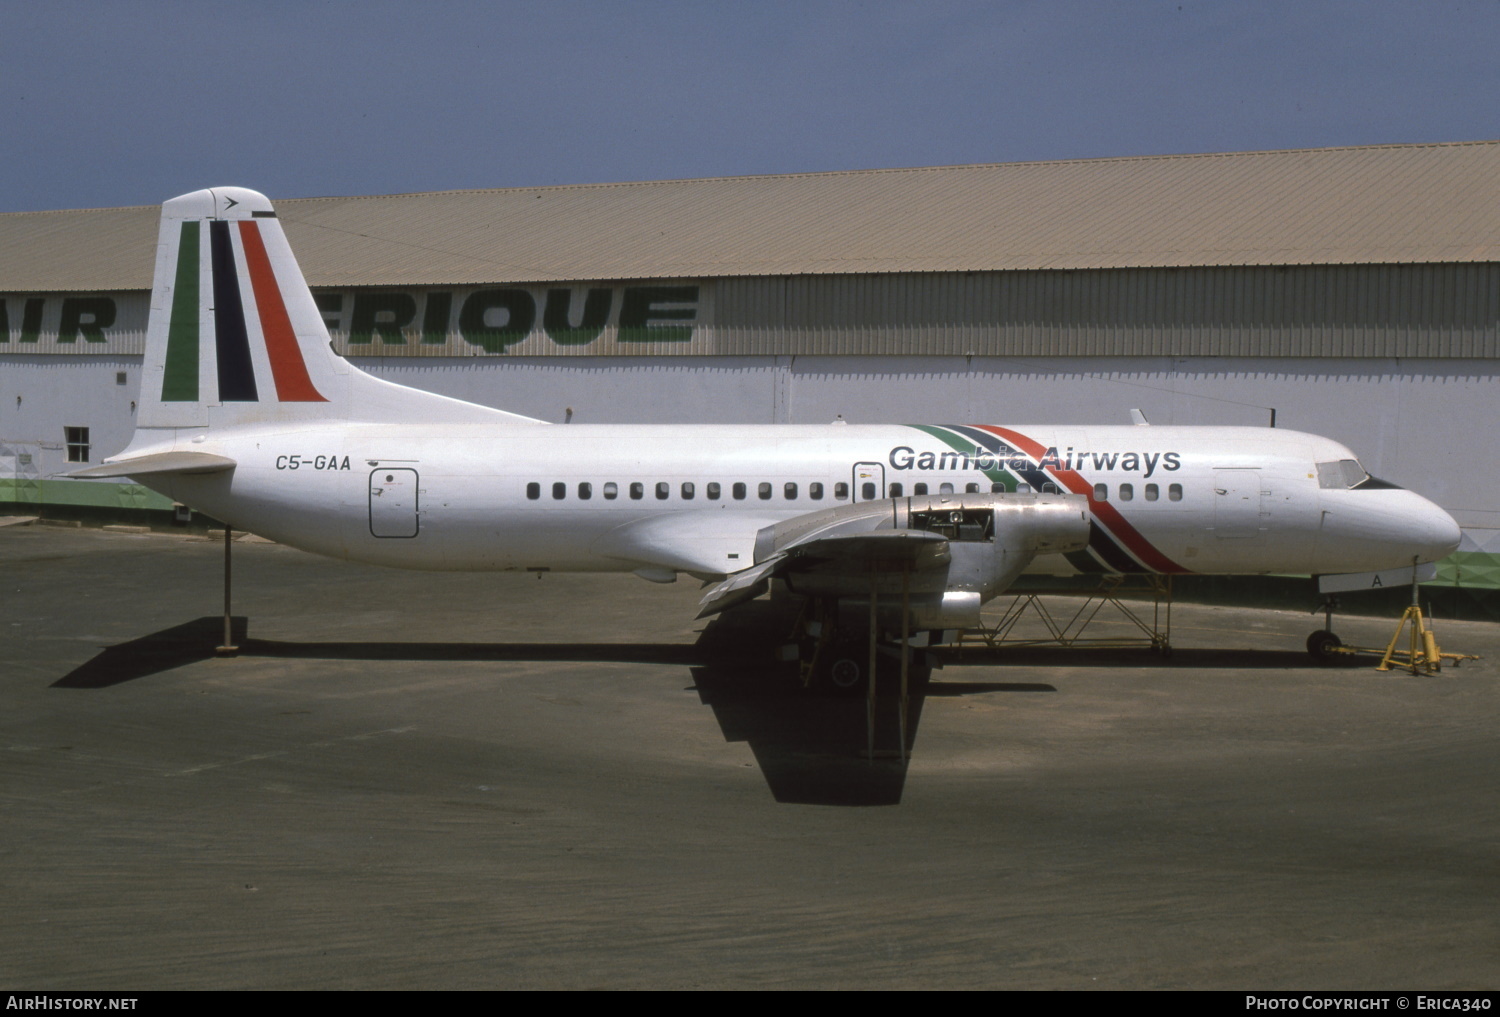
<box><xmin>888</xmin><ymin>445</ymin><xmax>1182</xmax><ymax>478</ymax></box>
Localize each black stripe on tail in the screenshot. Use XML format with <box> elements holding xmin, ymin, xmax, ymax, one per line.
<box><xmin>209</xmin><ymin>220</ymin><xmax>258</xmax><ymax>402</ymax></box>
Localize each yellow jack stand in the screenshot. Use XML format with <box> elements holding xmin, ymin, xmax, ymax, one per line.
<box><xmin>1376</xmin><ymin>604</ymin><xmax>1443</xmax><ymax>675</ymax></box>
<box><xmin>1373</xmin><ymin>560</ymin><xmax>1478</xmax><ymax>675</ymax></box>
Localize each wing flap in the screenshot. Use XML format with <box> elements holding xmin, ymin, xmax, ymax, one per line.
<box><xmin>66</xmin><ymin>451</ymin><xmax>237</xmax><ymax>479</ymax></box>
<box><xmin>696</xmin><ymin>555</ymin><xmax>786</xmax><ymax>619</ymax></box>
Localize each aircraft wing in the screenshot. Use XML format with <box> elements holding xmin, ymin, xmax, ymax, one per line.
<box><xmin>696</xmin><ymin>492</ymin><xmax>1090</xmax><ymax>621</ymax></box>
<box><xmin>596</xmin><ymin>493</ymin><xmax>1087</xmax><ymax>620</ymax></box>
<box><xmin>66</xmin><ymin>451</ymin><xmax>237</xmax><ymax>479</ymax></box>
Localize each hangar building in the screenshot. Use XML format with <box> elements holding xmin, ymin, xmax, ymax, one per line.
<box><xmin>3</xmin><ymin>141</ymin><xmax>1498</xmax><ymax>608</ymax></box>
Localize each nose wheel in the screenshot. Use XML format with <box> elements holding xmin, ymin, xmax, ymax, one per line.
<box><xmin>1307</xmin><ymin>595</ymin><xmax>1345</xmax><ymax>664</ymax></box>
<box><xmin>1306</xmin><ymin>628</ymin><xmax>1344</xmax><ymax>663</ymax></box>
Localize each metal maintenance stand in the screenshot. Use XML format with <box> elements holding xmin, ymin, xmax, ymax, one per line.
<box><xmin>961</xmin><ymin>574</ymin><xmax>1173</xmax><ymax>656</ymax></box>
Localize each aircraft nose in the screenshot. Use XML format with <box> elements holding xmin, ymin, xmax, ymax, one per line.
<box><xmin>1316</xmin><ymin>489</ymin><xmax>1462</xmax><ymax>573</ymax></box>
<box><xmin>1415</xmin><ymin>498</ymin><xmax>1462</xmax><ymax>563</ymax></box>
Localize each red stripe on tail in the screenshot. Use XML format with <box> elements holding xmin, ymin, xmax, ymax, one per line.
<box><xmin>237</xmin><ymin>221</ymin><xmax>326</xmax><ymax>402</ymax></box>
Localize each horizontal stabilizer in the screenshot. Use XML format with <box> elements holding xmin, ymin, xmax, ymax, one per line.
<box><xmin>67</xmin><ymin>451</ymin><xmax>237</xmax><ymax>479</ymax></box>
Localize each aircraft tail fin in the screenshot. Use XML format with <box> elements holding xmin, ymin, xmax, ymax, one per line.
<box><xmin>134</xmin><ymin>187</ymin><xmax>540</xmax><ymax>437</ymax></box>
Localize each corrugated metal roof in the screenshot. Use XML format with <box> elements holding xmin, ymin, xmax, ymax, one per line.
<box><xmin>4</xmin><ymin>141</ymin><xmax>1500</xmax><ymax>290</ymax></box>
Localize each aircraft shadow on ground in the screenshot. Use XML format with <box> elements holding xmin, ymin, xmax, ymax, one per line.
<box><xmin>52</xmin><ymin>609</ymin><xmax>1331</xmax><ymax>807</ymax></box>
<box><xmin>689</xmin><ymin>599</ymin><xmax>939</xmax><ymax>806</ymax></box>
<box><xmin>51</xmin><ymin>616</ymin><xmax>704</xmax><ymax>689</ymax></box>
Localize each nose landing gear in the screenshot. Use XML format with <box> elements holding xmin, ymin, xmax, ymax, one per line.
<box><xmin>1309</xmin><ymin>567</ymin><xmax>1479</xmax><ymax>672</ymax></box>
<box><xmin>1307</xmin><ymin>595</ymin><xmax>1345</xmax><ymax>665</ymax></box>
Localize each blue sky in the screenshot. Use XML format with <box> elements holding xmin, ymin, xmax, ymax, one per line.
<box><xmin>3</xmin><ymin>0</ymin><xmax>1497</xmax><ymax>212</ymax></box>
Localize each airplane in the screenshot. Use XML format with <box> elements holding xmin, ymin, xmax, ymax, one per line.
<box><xmin>72</xmin><ymin>187</ymin><xmax>1462</xmax><ymax>692</ymax></box>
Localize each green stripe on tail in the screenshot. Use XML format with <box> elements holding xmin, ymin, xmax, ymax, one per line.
<box><xmin>161</xmin><ymin>221</ymin><xmax>199</xmax><ymax>401</ymax></box>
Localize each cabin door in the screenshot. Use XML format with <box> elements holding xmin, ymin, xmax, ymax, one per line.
<box><xmin>369</xmin><ymin>468</ymin><xmax>420</xmax><ymax>538</ymax></box>
<box><xmin>1212</xmin><ymin>468</ymin><xmax>1263</xmax><ymax>539</ymax></box>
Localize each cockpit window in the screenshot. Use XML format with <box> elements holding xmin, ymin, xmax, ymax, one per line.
<box><xmin>1317</xmin><ymin>459</ymin><xmax>1400</xmax><ymax>490</ymax></box>
<box><xmin>1317</xmin><ymin>460</ymin><xmax>1369</xmax><ymax>489</ymax></box>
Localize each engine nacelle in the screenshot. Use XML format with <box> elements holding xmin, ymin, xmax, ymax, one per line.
<box><xmin>757</xmin><ymin>491</ymin><xmax>1090</xmax><ymax>627</ymax></box>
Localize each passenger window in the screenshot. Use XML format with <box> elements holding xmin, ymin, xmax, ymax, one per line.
<box><xmin>526</xmin><ymin>482</ymin><xmax>540</xmax><ymax>500</ymax></box>
<box><xmin>681</xmin><ymin>482</ymin><xmax>695</xmax><ymax>500</ymax></box>
<box><xmin>630</xmin><ymin>482</ymin><xmax>644</xmax><ymax>500</ymax></box>
<box><xmin>784</xmin><ymin>482</ymin><xmax>797</xmax><ymax>500</ymax></box>
<box><xmin>1042</xmin><ymin>482</ymin><xmax>1059</xmax><ymax>494</ymax></box>
<box><xmin>1094</xmin><ymin>483</ymin><xmax>1107</xmax><ymax>501</ymax></box>
<box><xmin>861</xmin><ymin>482</ymin><xmax>876</xmax><ymax>500</ymax></box>
<box><xmin>732</xmin><ymin>482</ymin><xmax>746</xmax><ymax>500</ymax></box>
<box><xmin>1145</xmin><ymin>484</ymin><xmax>1158</xmax><ymax>502</ymax></box>
<box><xmin>578</xmin><ymin>482</ymin><xmax>592</xmax><ymax>500</ymax></box>
<box><xmin>888</xmin><ymin>482</ymin><xmax>902</xmax><ymax>497</ymax></box>
<box><xmin>655</xmin><ymin>482</ymin><xmax>669</xmax><ymax>500</ymax></box>
<box><xmin>758</xmin><ymin>482</ymin><xmax>772</xmax><ymax>500</ymax></box>
<box><xmin>914</xmin><ymin>483</ymin><xmax>928</xmax><ymax>495</ymax></box>
<box><xmin>552</xmin><ymin>482</ymin><xmax>566</xmax><ymax>500</ymax></box>
<box><xmin>810</xmin><ymin>482</ymin><xmax>825</xmax><ymax>500</ymax></box>
<box><xmin>990</xmin><ymin>482</ymin><xmax>1004</xmax><ymax>493</ymax></box>
<box><xmin>707</xmin><ymin>482</ymin><xmax>720</xmax><ymax>499</ymax></box>
<box><xmin>939</xmin><ymin>482</ymin><xmax>954</xmax><ymax>494</ymax></box>
<box><xmin>603</xmin><ymin>482</ymin><xmax>618</xmax><ymax>500</ymax></box>
<box><xmin>1119</xmin><ymin>483</ymin><xmax>1133</xmax><ymax>501</ymax></box>
<box><xmin>1017</xmin><ymin>483</ymin><xmax>1032</xmax><ymax>493</ymax></box>
<box><xmin>834</xmin><ymin>482</ymin><xmax>849</xmax><ymax>500</ymax></box>
<box><xmin>966</xmin><ymin>482</ymin><xmax>980</xmax><ymax>494</ymax></box>
<box><xmin>1168</xmin><ymin>483</ymin><xmax>1183</xmax><ymax>502</ymax></box>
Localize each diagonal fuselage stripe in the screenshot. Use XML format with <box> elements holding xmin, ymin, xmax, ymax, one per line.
<box><xmin>930</xmin><ymin>423</ymin><xmax>1140</xmax><ymax>571</ymax></box>
<box><xmin>971</xmin><ymin>424</ymin><xmax>1188</xmax><ymax>574</ymax></box>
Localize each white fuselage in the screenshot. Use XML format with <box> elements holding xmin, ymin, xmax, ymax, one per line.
<box><xmin>139</xmin><ymin>421</ymin><xmax>1460</xmax><ymax>580</ymax></box>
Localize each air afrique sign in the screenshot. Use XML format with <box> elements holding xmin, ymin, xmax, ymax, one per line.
<box><xmin>319</xmin><ymin>283</ymin><xmax>704</xmax><ymax>355</ymax></box>
<box><xmin>0</xmin><ymin>283</ymin><xmax>706</xmax><ymax>356</ymax></box>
